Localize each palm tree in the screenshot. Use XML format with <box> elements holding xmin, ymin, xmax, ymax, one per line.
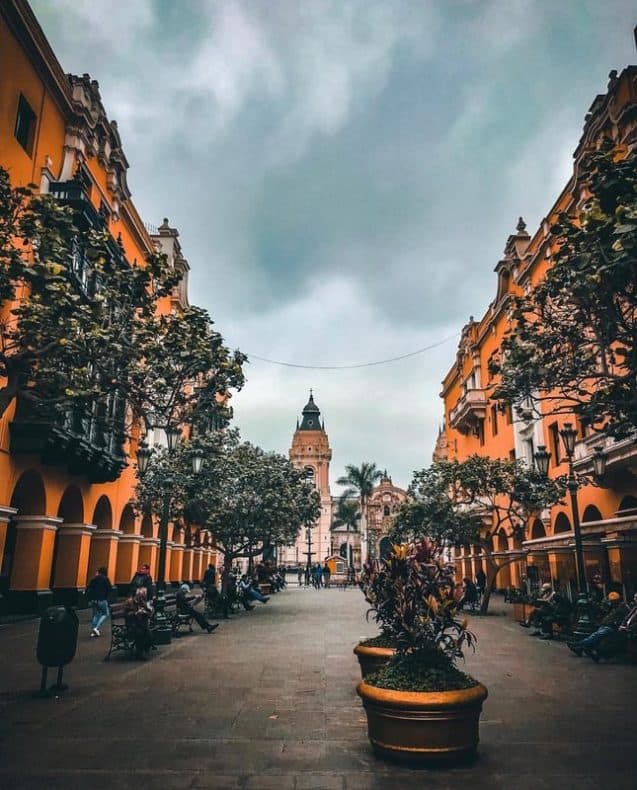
<box><xmin>331</xmin><ymin>498</ymin><xmax>361</xmax><ymax>567</ymax></box>
<box><xmin>336</xmin><ymin>462</ymin><xmax>382</xmax><ymax>564</ymax></box>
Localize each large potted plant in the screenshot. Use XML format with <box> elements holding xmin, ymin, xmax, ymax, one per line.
<box><xmin>354</xmin><ymin>562</ymin><xmax>397</xmax><ymax>678</ymax></box>
<box><xmin>356</xmin><ymin>541</ymin><xmax>487</xmax><ymax>763</ymax></box>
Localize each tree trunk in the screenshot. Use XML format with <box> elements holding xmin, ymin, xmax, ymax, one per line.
<box><xmin>479</xmin><ymin>551</ymin><xmax>519</xmax><ymax>615</ymax></box>
<box><xmin>0</xmin><ymin>373</ymin><xmax>19</xmax><ymax>420</ymax></box>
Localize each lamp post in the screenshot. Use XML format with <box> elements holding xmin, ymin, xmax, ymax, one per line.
<box><xmin>304</xmin><ymin>524</ymin><xmax>314</xmax><ymax>584</ymax></box>
<box><xmin>137</xmin><ymin>428</ymin><xmax>204</xmax><ymax>645</ymax></box>
<box><xmin>534</xmin><ymin>424</ymin><xmax>606</xmax><ymax>636</ymax></box>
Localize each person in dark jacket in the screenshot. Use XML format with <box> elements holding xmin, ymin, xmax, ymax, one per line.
<box><xmin>202</xmin><ymin>564</ymin><xmax>216</xmax><ymax>590</ymax></box>
<box><xmin>129</xmin><ymin>563</ymin><xmax>154</xmax><ymax>598</ymax></box>
<box><xmin>176</xmin><ymin>584</ymin><xmax>218</xmax><ymax>633</ymax></box>
<box><xmin>124</xmin><ymin>587</ymin><xmax>154</xmax><ymax>660</ymax></box>
<box><xmin>86</xmin><ymin>566</ymin><xmax>113</xmax><ymax>637</ymax></box>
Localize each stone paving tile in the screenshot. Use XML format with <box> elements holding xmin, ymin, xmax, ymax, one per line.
<box><xmin>1</xmin><ymin>588</ymin><xmax>637</xmax><ymax>789</ymax></box>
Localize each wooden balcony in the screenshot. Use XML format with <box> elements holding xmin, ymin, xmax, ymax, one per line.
<box><xmin>449</xmin><ymin>388</ymin><xmax>488</xmax><ymax>435</ymax></box>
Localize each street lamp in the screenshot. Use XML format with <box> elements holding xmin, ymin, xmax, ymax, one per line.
<box><xmin>136</xmin><ymin>440</ymin><xmax>152</xmax><ymax>475</ymax></box>
<box><xmin>191</xmin><ymin>447</ymin><xmax>204</xmax><ymax>475</ymax></box>
<box><xmin>535</xmin><ymin>425</ymin><xmax>607</xmax><ymax>637</ymax></box>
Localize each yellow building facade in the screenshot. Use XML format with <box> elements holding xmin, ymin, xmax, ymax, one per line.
<box><xmin>0</xmin><ymin>0</ymin><xmax>214</xmax><ymax>613</ymax></box>
<box><xmin>439</xmin><ymin>64</ymin><xmax>637</xmax><ymax>598</ymax></box>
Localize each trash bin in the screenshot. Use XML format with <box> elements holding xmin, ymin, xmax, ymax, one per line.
<box><xmin>36</xmin><ymin>605</ymin><xmax>79</xmax><ymax>668</ymax></box>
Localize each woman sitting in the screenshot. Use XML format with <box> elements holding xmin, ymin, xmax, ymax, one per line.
<box><xmin>124</xmin><ymin>587</ymin><xmax>154</xmax><ymax>660</ymax></box>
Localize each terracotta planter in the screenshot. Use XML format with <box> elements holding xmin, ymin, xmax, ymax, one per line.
<box><xmin>357</xmin><ymin>679</ymin><xmax>488</xmax><ymax>763</ymax></box>
<box><xmin>353</xmin><ymin>643</ymin><xmax>396</xmax><ymax>679</ymax></box>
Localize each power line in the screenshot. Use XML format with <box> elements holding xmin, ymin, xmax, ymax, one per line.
<box><xmin>241</xmin><ymin>334</ymin><xmax>457</xmax><ymax>370</ymax></box>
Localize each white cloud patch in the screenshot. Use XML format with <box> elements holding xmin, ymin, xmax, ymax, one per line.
<box><xmin>28</xmin><ymin>0</ymin><xmax>637</xmax><ymax>489</ymax></box>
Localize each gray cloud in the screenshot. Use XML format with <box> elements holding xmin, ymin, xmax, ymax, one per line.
<box><xmin>30</xmin><ymin>0</ymin><xmax>636</xmax><ymax>489</ymax></box>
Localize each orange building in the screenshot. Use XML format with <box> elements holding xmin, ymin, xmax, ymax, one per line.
<box><xmin>0</xmin><ymin>0</ymin><xmax>214</xmax><ymax>613</ymax></box>
<box><xmin>439</xmin><ymin>64</ymin><xmax>637</xmax><ymax>598</ymax></box>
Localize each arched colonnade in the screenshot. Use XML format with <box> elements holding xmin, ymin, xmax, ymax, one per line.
<box><xmin>0</xmin><ymin>469</ymin><xmax>215</xmax><ymax>613</ymax></box>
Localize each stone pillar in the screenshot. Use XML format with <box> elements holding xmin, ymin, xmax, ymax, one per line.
<box><xmin>164</xmin><ymin>541</ymin><xmax>174</xmax><ymax>587</ymax></box>
<box><xmin>9</xmin><ymin>515</ymin><xmax>61</xmax><ymax>613</ymax></box>
<box><xmin>52</xmin><ymin>523</ymin><xmax>97</xmax><ymax>607</ymax></box>
<box><xmin>182</xmin><ymin>547</ymin><xmax>195</xmax><ymax>584</ymax></box>
<box><xmin>138</xmin><ymin>538</ymin><xmax>160</xmax><ymax>580</ymax></box>
<box><xmin>547</xmin><ymin>547</ymin><xmax>576</xmax><ymax>597</ymax></box>
<box><xmin>170</xmin><ymin>544</ymin><xmax>185</xmax><ymax>586</ymax></box>
<box><xmin>115</xmin><ymin>534</ymin><xmax>142</xmax><ymax>597</ymax></box>
<box><xmin>87</xmin><ymin>529</ymin><xmax>122</xmax><ymax>584</ymax></box>
<box><xmin>193</xmin><ymin>548</ymin><xmax>204</xmax><ymax>583</ymax></box>
<box><xmin>602</xmin><ymin>534</ymin><xmax>637</xmax><ymax>597</ymax></box>
<box><xmin>0</xmin><ymin>506</ymin><xmax>18</xmax><ymax>613</ymax></box>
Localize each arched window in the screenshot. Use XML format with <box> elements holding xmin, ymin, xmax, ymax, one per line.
<box><xmin>531</xmin><ymin>519</ymin><xmax>546</xmax><ymax>540</ymax></box>
<box><xmin>383</xmin><ymin>505</ymin><xmax>390</xmax><ymax>517</ymax></box>
<box><xmin>554</xmin><ymin>513</ymin><xmax>571</xmax><ymax>534</ymax></box>
<box><xmin>582</xmin><ymin>505</ymin><xmax>602</xmax><ymax>524</ymax></box>
<box><xmin>617</xmin><ymin>496</ymin><xmax>637</xmax><ymax>516</ymax></box>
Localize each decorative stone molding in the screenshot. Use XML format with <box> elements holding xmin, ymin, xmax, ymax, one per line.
<box><xmin>141</xmin><ymin>537</ymin><xmax>160</xmax><ymax>547</ymax></box>
<box><xmin>118</xmin><ymin>533</ymin><xmax>142</xmax><ymax>544</ymax></box>
<box><xmin>92</xmin><ymin>529</ymin><xmax>123</xmax><ymax>540</ymax></box>
<box><xmin>13</xmin><ymin>515</ymin><xmax>61</xmax><ymax>532</ymax></box>
<box><xmin>60</xmin><ymin>74</ymin><xmax>131</xmax><ymax>213</ymax></box>
<box><xmin>0</xmin><ymin>505</ymin><xmax>18</xmax><ymax>524</ymax></box>
<box><xmin>59</xmin><ymin>522</ymin><xmax>97</xmax><ymax>537</ymax></box>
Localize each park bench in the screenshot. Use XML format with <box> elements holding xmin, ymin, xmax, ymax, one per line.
<box><xmin>162</xmin><ymin>593</ymin><xmax>195</xmax><ymax>637</ymax></box>
<box><xmin>104</xmin><ymin>601</ymin><xmax>136</xmax><ymax>660</ymax></box>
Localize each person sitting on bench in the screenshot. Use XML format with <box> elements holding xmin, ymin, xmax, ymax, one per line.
<box><xmin>176</xmin><ymin>584</ymin><xmax>218</xmax><ymax>633</ymax></box>
<box><xmin>239</xmin><ymin>574</ymin><xmax>269</xmax><ymax>604</ymax></box>
<box><xmin>567</xmin><ymin>592</ymin><xmax>630</xmax><ymax>660</ymax></box>
<box><xmin>521</xmin><ymin>583</ymin><xmax>556</xmax><ymax>632</ymax></box>
<box><xmin>124</xmin><ymin>587</ymin><xmax>154</xmax><ymax>660</ymax></box>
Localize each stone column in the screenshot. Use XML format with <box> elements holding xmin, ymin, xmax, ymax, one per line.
<box><xmin>193</xmin><ymin>548</ymin><xmax>204</xmax><ymax>584</ymax></box>
<box><xmin>9</xmin><ymin>515</ymin><xmax>61</xmax><ymax>613</ymax></box>
<box><xmin>87</xmin><ymin>529</ymin><xmax>122</xmax><ymax>584</ymax></box>
<box><xmin>115</xmin><ymin>534</ymin><xmax>142</xmax><ymax>597</ymax></box>
<box><xmin>603</xmin><ymin>534</ymin><xmax>637</xmax><ymax>595</ymax></box>
<box><xmin>52</xmin><ymin>523</ymin><xmax>97</xmax><ymax>607</ymax></box>
<box><xmin>170</xmin><ymin>544</ymin><xmax>185</xmax><ymax>586</ymax></box>
<box><xmin>547</xmin><ymin>547</ymin><xmax>576</xmax><ymax>597</ymax></box>
<box><xmin>164</xmin><ymin>541</ymin><xmax>174</xmax><ymax>588</ymax></box>
<box><xmin>138</xmin><ymin>538</ymin><xmax>160</xmax><ymax>580</ymax></box>
<box><xmin>182</xmin><ymin>547</ymin><xmax>195</xmax><ymax>584</ymax></box>
<box><xmin>0</xmin><ymin>506</ymin><xmax>18</xmax><ymax>613</ymax></box>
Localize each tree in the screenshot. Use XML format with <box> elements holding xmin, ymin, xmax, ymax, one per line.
<box><xmin>392</xmin><ymin>457</ymin><xmax>564</xmax><ymax>613</ymax></box>
<box><xmin>331</xmin><ymin>498</ymin><xmax>361</xmax><ymax>565</ymax></box>
<box><xmin>332</xmin><ymin>499</ymin><xmax>361</xmax><ymax>532</ymax></box>
<box><xmin>492</xmin><ymin>142</ymin><xmax>637</xmax><ymax>439</ymax></box>
<box><xmin>337</xmin><ymin>462</ymin><xmax>382</xmax><ymax>562</ymax></box>
<box><xmin>0</xmin><ymin>167</ymin><xmax>179</xmax><ymax>421</ymax></box>
<box><xmin>120</xmin><ymin>305</ymin><xmax>246</xmax><ymax>433</ymax></box>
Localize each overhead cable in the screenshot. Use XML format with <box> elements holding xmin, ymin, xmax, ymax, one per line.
<box><xmin>240</xmin><ymin>334</ymin><xmax>457</xmax><ymax>370</ymax></box>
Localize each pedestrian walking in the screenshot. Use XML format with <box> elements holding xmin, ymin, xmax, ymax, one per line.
<box><xmin>297</xmin><ymin>566</ymin><xmax>303</xmax><ymax>586</ymax></box>
<box><xmin>86</xmin><ymin>566</ymin><xmax>113</xmax><ymax>637</ymax></box>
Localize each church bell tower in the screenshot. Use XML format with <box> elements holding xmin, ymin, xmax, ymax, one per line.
<box><xmin>280</xmin><ymin>392</ymin><xmax>333</xmax><ymax>566</ymax></box>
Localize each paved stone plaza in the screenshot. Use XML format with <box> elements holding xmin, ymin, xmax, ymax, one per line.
<box><xmin>1</xmin><ymin>586</ymin><xmax>637</xmax><ymax>789</ymax></box>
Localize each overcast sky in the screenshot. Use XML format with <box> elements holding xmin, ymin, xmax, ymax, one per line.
<box><xmin>32</xmin><ymin>0</ymin><xmax>635</xmax><ymax>492</ymax></box>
